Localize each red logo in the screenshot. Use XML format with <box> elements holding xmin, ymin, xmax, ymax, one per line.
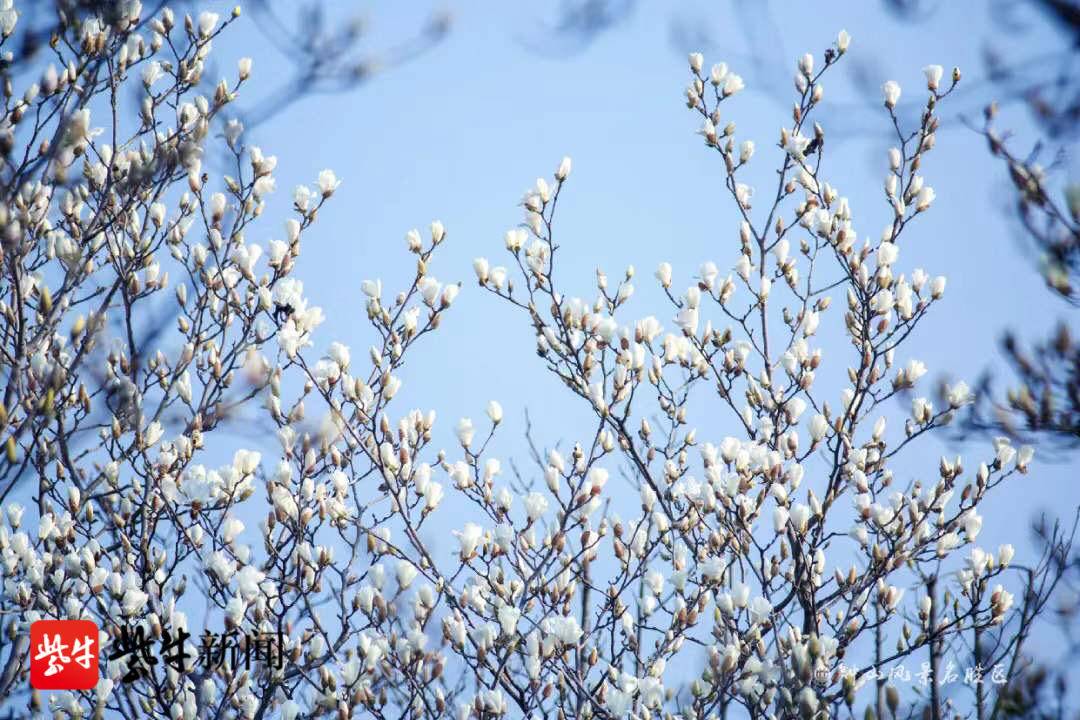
<box><xmin>29</xmin><ymin>620</ymin><xmax>99</xmax><ymax>690</ymax></box>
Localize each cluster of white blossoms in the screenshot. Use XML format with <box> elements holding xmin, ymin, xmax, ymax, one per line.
<box><xmin>0</xmin><ymin>3</ymin><xmax>334</xmax><ymax>716</ymax></box>
<box><xmin>464</xmin><ymin>31</ymin><xmax>1032</xmax><ymax>720</ymax></box>
<box><xmin>0</xmin><ymin>5</ymin><xmax>1041</xmax><ymax>720</ymax></box>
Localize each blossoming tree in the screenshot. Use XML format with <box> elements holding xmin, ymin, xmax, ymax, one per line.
<box><xmin>0</xmin><ymin>3</ymin><xmax>1071</xmax><ymax>719</ymax></box>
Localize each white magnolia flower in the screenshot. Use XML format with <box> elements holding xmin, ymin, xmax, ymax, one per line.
<box><xmin>225</xmin><ymin>596</ymin><xmax>246</xmax><ymax>625</ymax></box>
<box><xmin>735</xmin><ymin>183</ymin><xmax>753</xmax><ymax>208</ymax></box>
<box><xmin>425</xmin><ymin>482</ymin><xmax>444</xmax><ymax>510</ymax></box>
<box><xmin>361</xmin><ymin>279</ymin><xmax>381</xmax><ymax>300</ymax></box>
<box><xmin>206</xmin><ymin>551</ymin><xmax>236</xmax><ymax>584</ymax></box>
<box><xmin>995</xmin><ymin>439</ymin><xmax>1018</xmax><ymax>467</ymax></box>
<box><xmin>962</xmin><ymin>510</ymin><xmax>983</xmax><ymax>540</ymax></box>
<box><xmin>723</xmin><ymin>73</ymin><xmax>745</xmax><ymax>97</ymax></box>
<box><xmin>455</xmin><ymin>522</ymin><xmax>483</xmax><ymax>559</ymax></box>
<box><xmin>889</xmin><ymin>147</ymin><xmax>903</xmax><ymax>171</ymax></box>
<box><xmin>937</xmin><ymin>532</ymin><xmax>960</xmax><ymax>557</ymax></box>
<box><xmin>142</xmin><ymin>421</ymin><xmax>164</xmax><ymax>448</ymax></box>
<box><xmin>556</xmin><ymin>156</ymin><xmax>572</xmax><ymax>181</ymax></box>
<box><xmin>236</xmin><ymin>565</ymin><xmax>264</xmax><ymax>601</ymax></box>
<box><xmin>916</xmin><ymin>186</ymin><xmax>936</xmax><ymax>212</ymax></box>
<box><xmin>504</xmin><ymin>229</ymin><xmax>527</xmax><ymax>252</ymax></box>
<box><xmin>122</xmin><ymin>587</ymin><xmax>148</xmax><ymax>616</ymax></box>
<box><xmin>783</xmin><ymin>396</ymin><xmax>807</xmax><ymax>422</ymax></box>
<box><xmin>749</xmin><ymin>596</ymin><xmax>773</xmax><ymax>624</ymax></box>
<box><xmin>497</xmin><ymin>605</ymin><xmax>521</xmax><ymax>635</ymax></box>
<box><xmin>701</xmin><ymin>63</ymin><xmax>725</xmax><ymax>89</ymax></box>
<box><xmin>396</xmin><ymin>561</ymin><xmax>418</xmax><ymax>589</ymax></box>
<box><xmin>456</xmin><ymin>417</ymin><xmax>475</xmax><ymax>447</ymax></box>
<box><xmin>702</xmin><ymin>556</ymin><xmax>726</xmax><ymax>582</ymax></box>
<box><xmin>473</xmin><ymin>257</ymin><xmax>490</xmax><ymax>284</ymax></box>
<box><xmin>328</xmin><ymin>341</ymin><xmax>351</xmax><ymax>369</ymax></box>
<box><xmin>969</xmin><ymin>547</ymin><xmax>990</xmax><ymax>576</ymax></box>
<box><xmin>906</xmin><ymin>359</ymin><xmax>928</xmax><ymax>383</ymax></box>
<box><xmin>142</xmin><ymin>61</ymin><xmax>163</xmax><ymax>87</ymax></box>
<box><xmin>6</xmin><ymin>503</ymin><xmax>25</xmax><ymax>528</ymax></box>
<box><xmin>317</xmin><ymin>169</ymin><xmax>340</xmax><ymax>197</ymax></box>
<box><xmin>837</xmin><ymin>29</ymin><xmax>851</xmax><ymax>52</ymax></box>
<box><xmin>923</xmin><ymin>64</ymin><xmax>944</xmax><ymax>91</ymax></box>
<box><xmin>442</xmin><ymin>284</ymin><xmax>460</xmax><ymax>306</ymax></box>
<box><xmin>542</xmin><ymin>615</ymin><xmax>583</xmax><ymax>645</ymax></box>
<box><xmin>1017</xmin><ymin>445</ymin><xmax>1035</xmax><ymax>470</ymax></box>
<box><xmin>675</xmin><ymin>307</ymin><xmax>698</xmax><ymax>335</ymax></box>
<box><xmin>524</xmin><ymin>492</ymin><xmax>548</xmax><ymax>521</ymax></box>
<box><xmin>790</xmin><ymin>504</ymin><xmax>811</xmax><ymax>533</ymax></box>
<box><xmin>947</xmin><ymin>381</ymin><xmax>973</xmax><ymax>408</ymax></box>
<box><xmin>998</xmin><ymin>544</ymin><xmax>1015</xmax><ymax>567</ymax></box>
<box><xmin>993</xmin><ymin>585</ymin><xmax>1015</xmax><ymax>618</ymax></box>
<box><xmin>280</xmin><ymin>700</ymin><xmax>300</xmax><ymax>720</ymax></box>
<box><xmin>912</xmin><ymin>397</ymin><xmax>932</xmax><ymax>423</ymax></box>
<box><xmin>0</xmin><ymin>0</ymin><xmax>17</xmax><ymax>36</ymax></box>
<box><xmin>197</xmin><ymin>11</ymin><xmax>219</xmax><ymax>37</ymax></box>
<box><xmin>655</xmin><ymin>262</ymin><xmax>672</xmax><ymax>288</ymax></box>
<box><xmin>740</xmin><ymin>140</ymin><xmax>755</xmax><ymax>163</ymax></box>
<box><xmin>773</xmin><ymin>506</ymin><xmax>790</xmax><ymax>533</ymax></box>
<box><xmin>606</xmin><ymin>688</ymin><xmax>633</xmax><ymax>716</ymax></box>
<box><xmin>496</xmin><ymin>485</ymin><xmax>512</xmax><ymax>510</ymax></box>
<box><xmin>221</xmin><ymin>517</ymin><xmax>244</xmax><ymax>544</ymax></box>
<box><xmin>431</xmin><ymin>220</ymin><xmax>446</xmax><ymax>243</ymax></box>
<box><xmin>882</xmin><ymin>80</ymin><xmax>902</xmax><ymax>108</ymax></box>
<box><xmin>294</xmin><ymin>185</ymin><xmax>314</xmax><ymax>212</ymax></box>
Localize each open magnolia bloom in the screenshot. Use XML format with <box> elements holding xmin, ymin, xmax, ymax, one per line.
<box><xmin>0</xmin><ymin>5</ymin><xmax>1066</xmax><ymax>720</ymax></box>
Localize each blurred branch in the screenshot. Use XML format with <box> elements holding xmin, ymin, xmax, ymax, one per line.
<box><xmin>2</xmin><ymin>1</ymin><xmax>451</xmax><ymax>134</ymax></box>
<box><xmin>962</xmin><ymin>108</ymin><xmax>1080</xmax><ymax>447</ymax></box>
<box><xmin>518</xmin><ymin>0</ymin><xmax>634</xmax><ymax>57</ymax></box>
<box><xmin>234</xmin><ymin>1</ymin><xmax>450</xmax><ymax>132</ymax></box>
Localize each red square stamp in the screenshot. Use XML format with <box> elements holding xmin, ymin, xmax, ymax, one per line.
<box><xmin>29</xmin><ymin>620</ymin><xmax>99</xmax><ymax>690</ymax></box>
